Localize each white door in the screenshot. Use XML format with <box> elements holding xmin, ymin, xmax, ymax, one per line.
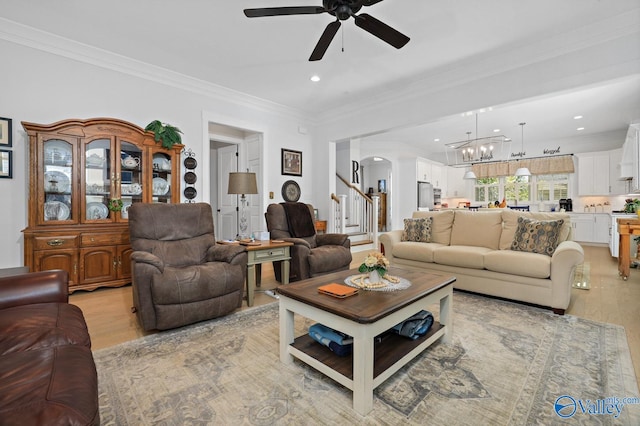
<box><xmin>217</xmin><ymin>144</ymin><xmax>238</xmax><ymax>240</ymax></box>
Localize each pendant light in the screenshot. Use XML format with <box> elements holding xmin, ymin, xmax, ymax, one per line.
<box><xmin>463</xmin><ymin>169</ymin><xmax>477</xmax><ymax>180</ymax></box>
<box><xmin>514</xmin><ymin>122</ymin><xmax>531</xmax><ymax>177</ymax></box>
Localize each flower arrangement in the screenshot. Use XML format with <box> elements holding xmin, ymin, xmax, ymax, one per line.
<box><xmin>358</xmin><ymin>251</ymin><xmax>389</xmax><ymax>275</ymax></box>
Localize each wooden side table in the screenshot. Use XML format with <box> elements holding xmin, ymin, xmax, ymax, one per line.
<box><xmin>245</xmin><ymin>240</ymin><xmax>293</xmax><ymax>306</ymax></box>
<box><xmin>314</xmin><ymin>220</ymin><xmax>327</xmax><ymax>234</ymax></box>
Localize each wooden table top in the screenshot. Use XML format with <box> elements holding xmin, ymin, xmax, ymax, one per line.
<box><xmin>277</xmin><ymin>266</ymin><xmax>455</xmax><ymax>324</ymax></box>
<box><xmin>219</xmin><ymin>239</ymin><xmax>293</xmax><ymax>250</ymax></box>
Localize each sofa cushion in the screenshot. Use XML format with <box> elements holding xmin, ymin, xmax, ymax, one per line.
<box><xmin>500</xmin><ymin>210</ymin><xmax>571</xmax><ymax>250</ymax></box>
<box><xmin>401</xmin><ymin>217</ymin><xmax>432</xmax><ymax>242</ymax></box>
<box><xmin>433</xmin><ymin>245</ymin><xmax>493</xmax><ymax>269</ymax></box>
<box><xmin>0</xmin><ymin>303</ymin><xmax>91</xmax><ymax>356</ymax></box>
<box><xmin>450</xmin><ymin>211</ymin><xmax>503</xmax><ymax>249</ymax></box>
<box><xmin>392</xmin><ymin>242</ymin><xmax>444</xmax><ymax>263</ymax></box>
<box><xmin>484</xmin><ymin>250</ymin><xmax>551</xmax><ymax>278</ymax></box>
<box><xmin>510</xmin><ymin>216</ymin><xmax>565</xmax><ymax>256</ymax></box>
<box><xmin>412</xmin><ymin>210</ymin><xmax>454</xmax><ymax>245</ymax></box>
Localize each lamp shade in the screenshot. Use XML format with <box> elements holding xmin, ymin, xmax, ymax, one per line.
<box><xmin>463</xmin><ymin>170</ymin><xmax>477</xmax><ymax>180</ymax></box>
<box><xmin>227</xmin><ymin>172</ymin><xmax>258</xmax><ymax>195</ymax></box>
<box><xmin>515</xmin><ymin>167</ymin><xmax>531</xmax><ymax>177</ymax></box>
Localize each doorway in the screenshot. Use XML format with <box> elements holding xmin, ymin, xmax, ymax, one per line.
<box><xmin>360</xmin><ymin>156</ymin><xmax>392</xmax><ymax>232</ymax></box>
<box><xmin>208</xmin><ymin>123</ymin><xmax>263</xmax><ymax>240</ymax></box>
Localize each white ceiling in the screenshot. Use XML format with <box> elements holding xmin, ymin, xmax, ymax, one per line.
<box><xmin>1</xmin><ymin>0</ymin><xmax>639</xmax><ymax>157</ymax></box>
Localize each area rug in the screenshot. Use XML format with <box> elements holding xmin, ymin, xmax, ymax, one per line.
<box><xmin>572</xmin><ymin>262</ymin><xmax>591</xmax><ymax>290</ymax></box>
<box><xmin>94</xmin><ymin>292</ymin><xmax>639</xmax><ymax>425</ymax></box>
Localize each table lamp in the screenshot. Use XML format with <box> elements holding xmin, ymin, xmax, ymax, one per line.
<box><xmin>228</xmin><ymin>172</ymin><xmax>258</xmax><ymax>239</ymax></box>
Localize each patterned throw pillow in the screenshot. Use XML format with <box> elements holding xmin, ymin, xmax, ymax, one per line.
<box><xmin>401</xmin><ymin>217</ymin><xmax>433</xmax><ymax>242</ymax></box>
<box><xmin>510</xmin><ymin>216</ymin><xmax>564</xmax><ymax>256</ymax></box>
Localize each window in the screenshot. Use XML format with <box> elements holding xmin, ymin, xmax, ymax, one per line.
<box><xmin>505</xmin><ymin>175</ymin><xmax>531</xmax><ymax>203</ymax></box>
<box><xmin>537</xmin><ymin>174</ymin><xmax>569</xmax><ymax>201</ymax></box>
<box><xmin>474</xmin><ymin>177</ymin><xmax>499</xmax><ymax>203</ymax></box>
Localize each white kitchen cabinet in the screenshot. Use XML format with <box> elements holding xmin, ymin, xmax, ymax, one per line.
<box><xmin>445</xmin><ymin>167</ymin><xmax>467</xmax><ymax>198</ymax></box>
<box><xmin>431</xmin><ymin>164</ymin><xmax>443</xmax><ymax>188</ymax></box>
<box><xmin>417</xmin><ymin>159</ymin><xmax>431</xmax><ymax>182</ymax></box>
<box><xmin>594</xmin><ymin>213</ymin><xmax>610</xmax><ymax>244</ymax></box>
<box><xmin>569</xmin><ymin>213</ymin><xmax>610</xmax><ymax>244</ymax></box>
<box><xmin>577</xmin><ymin>153</ymin><xmax>610</xmax><ymax>195</ymax></box>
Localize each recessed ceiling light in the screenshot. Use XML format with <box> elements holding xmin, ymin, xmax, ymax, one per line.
<box><xmin>493</xmin><ymin>129</ymin><xmax>500</xmax><ymax>133</ymax></box>
<box><xmin>310</xmin><ymin>75</ymin><xmax>320</xmax><ymax>82</ymax></box>
<box><xmin>434</xmin><ymin>138</ymin><xmax>440</xmax><ymax>142</ymax></box>
<box><xmin>577</xmin><ymin>127</ymin><xmax>585</xmax><ymax>131</ymax></box>
<box><xmin>574</xmin><ymin>115</ymin><xmax>583</xmax><ymax>120</ymax></box>
<box><xmin>373</xmin><ymin>157</ymin><xmax>383</xmax><ymax>161</ymax></box>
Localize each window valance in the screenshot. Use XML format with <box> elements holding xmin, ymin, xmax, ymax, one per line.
<box><xmin>471</xmin><ymin>155</ymin><xmax>574</xmax><ymax>178</ymax></box>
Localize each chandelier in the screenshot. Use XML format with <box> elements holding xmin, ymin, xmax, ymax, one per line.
<box><xmin>444</xmin><ymin>113</ymin><xmax>511</xmax><ymax>167</ymax></box>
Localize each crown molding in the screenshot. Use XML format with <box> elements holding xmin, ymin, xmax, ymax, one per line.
<box><xmin>0</xmin><ymin>17</ymin><xmax>311</xmax><ymax>124</ymax></box>
<box><xmin>314</xmin><ymin>10</ymin><xmax>640</xmax><ymax>125</ymax></box>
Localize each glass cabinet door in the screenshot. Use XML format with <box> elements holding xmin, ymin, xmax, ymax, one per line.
<box><xmin>43</xmin><ymin>138</ymin><xmax>74</xmax><ymax>223</ymax></box>
<box><xmin>119</xmin><ymin>140</ymin><xmax>143</xmax><ymax>219</ymax></box>
<box><xmin>152</xmin><ymin>152</ymin><xmax>172</xmax><ymax>203</ymax></box>
<box><xmin>84</xmin><ymin>139</ymin><xmax>111</xmax><ymax>221</ymax></box>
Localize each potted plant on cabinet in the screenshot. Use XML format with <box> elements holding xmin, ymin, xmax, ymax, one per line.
<box><xmin>145</xmin><ymin>120</ymin><xmax>183</xmax><ymax>149</ymax></box>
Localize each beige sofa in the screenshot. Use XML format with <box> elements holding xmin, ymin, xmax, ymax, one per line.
<box><xmin>379</xmin><ymin>209</ymin><xmax>584</xmax><ymax>314</ymax></box>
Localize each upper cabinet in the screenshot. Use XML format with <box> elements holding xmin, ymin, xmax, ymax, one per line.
<box><xmin>576</xmin><ymin>151</ymin><xmax>630</xmax><ymax>196</ymax></box>
<box><xmin>22</xmin><ymin>118</ymin><xmax>183</xmax><ymax>292</ymax></box>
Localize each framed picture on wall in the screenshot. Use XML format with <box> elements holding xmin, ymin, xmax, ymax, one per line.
<box><xmin>281</xmin><ymin>148</ymin><xmax>302</xmax><ymax>176</ymax></box>
<box><xmin>0</xmin><ymin>149</ymin><xmax>12</xmax><ymax>179</ymax></box>
<box><xmin>0</xmin><ymin>117</ymin><xmax>12</xmax><ymax>147</ymax></box>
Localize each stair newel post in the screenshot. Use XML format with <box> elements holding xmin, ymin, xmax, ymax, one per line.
<box><xmin>339</xmin><ymin>194</ymin><xmax>347</xmax><ymax>234</ymax></box>
<box><xmin>371</xmin><ymin>195</ymin><xmax>379</xmax><ymax>249</ymax></box>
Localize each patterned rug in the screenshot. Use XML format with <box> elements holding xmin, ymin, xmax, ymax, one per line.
<box><xmin>94</xmin><ymin>292</ymin><xmax>639</xmax><ymax>425</ymax></box>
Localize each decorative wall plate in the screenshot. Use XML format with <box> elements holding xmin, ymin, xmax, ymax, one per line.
<box><xmin>281</xmin><ymin>180</ymin><xmax>300</xmax><ymax>202</ymax></box>
<box><xmin>184</xmin><ymin>157</ymin><xmax>197</xmax><ymax>170</ymax></box>
<box><xmin>184</xmin><ymin>171</ymin><xmax>197</xmax><ymax>184</ymax></box>
<box><xmin>184</xmin><ymin>186</ymin><xmax>197</xmax><ymax>200</ymax></box>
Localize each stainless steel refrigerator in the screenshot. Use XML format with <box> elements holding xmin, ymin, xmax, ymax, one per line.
<box><xmin>417</xmin><ymin>181</ymin><xmax>434</xmax><ymax>211</ymax></box>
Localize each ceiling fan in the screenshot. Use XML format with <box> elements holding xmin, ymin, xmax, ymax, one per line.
<box><xmin>244</xmin><ymin>0</ymin><xmax>410</xmax><ymax>61</ymax></box>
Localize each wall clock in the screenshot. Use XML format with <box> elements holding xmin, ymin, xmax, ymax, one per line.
<box><xmin>281</xmin><ymin>180</ymin><xmax>301</xmax><ymax>202</ymax></box>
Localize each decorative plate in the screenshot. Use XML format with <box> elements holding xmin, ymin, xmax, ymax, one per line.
<box><xmin>44</xmin><ymin>201</ymin><xmax>70</xmax><ymax>221</ymax></box>
<box><xmin>343</xmin><ymin>274</ymin><xmax>411</xmax><ymax>292</ymax></box>
<box><xmin>184</xmin><ymin>157</ymin><xmax>197</xmax><ymax>170</ymax></box>
<box><xmin>86</xmin><ymin>202</ymin><xmax>109</xmax><ymax>220</ymax></box>
<box><xmin>281</xmin><ymin>180</ymin><xmax>300</xmax><ymax>202</ymax></box>
<box><xmin>184</xmin><ymin>171</ymin><xmax>197</xmax><ymax>185</ymax></box>
<box><xmin>184</xmin><ymin>187</ymin><xmax>197</xmax><ymax>199</ymax></box>
<box><xmin>44</xmin><ymin>170</ymin><xmax>70</xmax><ymax>193</ymax></box>
<box><xmin>153</xmin><ymin>177</ymin><xmax>169</xmax><ymax>195</ymax></box>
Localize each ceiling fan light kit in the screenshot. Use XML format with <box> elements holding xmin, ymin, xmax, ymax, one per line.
<box><xmin>244</xmin><ymin>0</ymin><xmax>410</xmax><ymax>61</ymax></box>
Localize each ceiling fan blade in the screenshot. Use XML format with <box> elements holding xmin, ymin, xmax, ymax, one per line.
<box><xmin>362</xmin><ymin>0</ymin><xmax>385</xmax><ymax>5</ymax></box>
<box><xmin>354</xmin><ymin>13</ymin><xmax>410</xmax><ymax>49</ymax></box>
<box><xmin>244</xmin><ymin>6</ymin><xmax>325</xmax><ymax>18</ymax></box>
<box><xmin>309</xmin><ymin>20</ymin><xmax>341</xmax><ymax>61</ymax></box>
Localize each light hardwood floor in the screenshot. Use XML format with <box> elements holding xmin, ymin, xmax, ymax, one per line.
<box><xmin>70</xmin><ymin>246</ymin><xmax>639</xmax><ymax>385</ymax></box>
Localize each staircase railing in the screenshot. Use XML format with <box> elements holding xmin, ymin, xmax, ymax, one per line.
<box><xmin>333</xmin><ymin>174</ymin><xmax>379</xmax><ymax>248</ymax></box>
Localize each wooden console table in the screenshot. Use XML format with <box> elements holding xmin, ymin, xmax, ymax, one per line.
<box><xmin>617</xmin><ymin>217</ymin><xmax>640</xmax><ymax>280</ymax></box>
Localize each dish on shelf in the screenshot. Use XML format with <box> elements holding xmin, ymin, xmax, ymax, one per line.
<box><xmin>44</xmin><ymin>201</ymin><xmax>70</xmax><ymax>221</ymax></box>
<box><xmin>121</xmin><ymin>202</ymin><xmax>132</xmax><ymax>219</ymax></box>
<box><xmin>86</xmin><ymin>202</ymin><xmax>109</xmax><ymax>220</ymax></box>
<box><xmin>44</xmin><ymin>170</ymin><xmax>71</xmax><ymax>193</ymax></box>
<box><xmin>153</xmin><ymin>177</ymin><xmax>169</xmax><ymax>195</ymax></box>
<box><xmin>44</xmin><ymin>140</ymin><xmax>73</xmax><ymax>165</ymax></box>
<box><xmin>86</xmin><ymin>153</ymin><xmax>106</xmax><ymax>167</ymax></box>
<box><xmin>122</xmin><ymin>183</ymin><xmax>142</xmax><ymax>195</ymax></box>
<box><xmin>153</xmin><ymin>156</ymin><xmax>171</xmax><ymax>171</ymax></box>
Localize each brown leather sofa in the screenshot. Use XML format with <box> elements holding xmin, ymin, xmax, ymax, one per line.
<box><xmin>0</xmin><ymin>270</ymin><xmax>99</xmax><ymax>425</ymax></box>
<box><xmin>128</xmin><ymin>203</ymin><xmax>248</xmax><ymax>331</ymax></box>
<box><xmin>265</xmin><ymin>202</ymin><xmax>352</xmax><ymax>282</ymax></box>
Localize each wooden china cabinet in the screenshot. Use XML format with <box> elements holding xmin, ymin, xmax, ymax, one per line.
<box><xmin>22</xmin><ymin>118</ymin><xmax>182</xmax><ymax>292</ymax></box>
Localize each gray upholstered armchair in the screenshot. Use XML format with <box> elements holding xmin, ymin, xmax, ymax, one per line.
<box><xmin>128</xmin><ymin>202</ymin><xmax>247</xmax><ymax>331</ymax></box>
<box><xmin>265</xmin><ymin>202</ymin><xmax>352</xmax><ymax>282</ymax></box>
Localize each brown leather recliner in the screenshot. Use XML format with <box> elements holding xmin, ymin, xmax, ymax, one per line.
<box><xmin>128</xmin><ymin>203</ymin><xmax>247</xmax><ymax>331</ymax></box>
<box><xmin>265</xmin><ymin>202</ymin><xmax>352</xmax><ymax>282</ymax></box>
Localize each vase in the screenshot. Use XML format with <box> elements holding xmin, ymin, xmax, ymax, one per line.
<box><xmin>369</xmin><ymin>269</ymin><xmax>382</xmax><ymax>283</ymax></box>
